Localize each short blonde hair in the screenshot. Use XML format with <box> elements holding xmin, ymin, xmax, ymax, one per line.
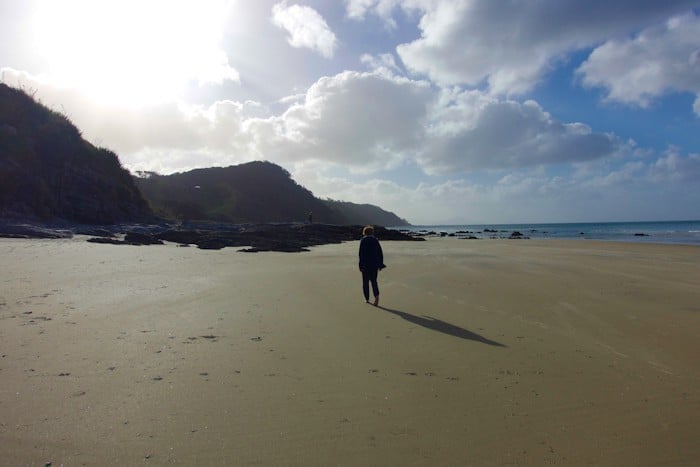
<box><xmin>362</xmin><ymin>225</ymin><xmax>374</xmax><ymax>236</ymax></box>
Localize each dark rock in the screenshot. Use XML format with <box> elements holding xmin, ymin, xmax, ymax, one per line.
<box><xmin>124</xmin><ymin>231</ymin><xmax>163</xmax><ymax>245</ymax></box>
<box><xmin>86</xmin><ymin>237</ymin><xmax>125</xmax><ymax>245</ymax></box>
<box><xmin>509</xmin><ymin>231</ymin><xmax>529</xmax><ymax>239</ymax></box>
<box><xmin>156</xmin><ymin>229</ymin><xmax>203</xmax><ymax>245</ymax></box>
<box><xmin>239</xmin><ymin>245</ymin><xmax>310</xmax><ymax>253</ymax></box>
<box><xmin>2</xmin><ymin>221</ymin><xmax>422</xmax><ymax>253</ymax></box>
<box><xmin>197</xmin><ymin>238</ymin><xmax>231</xmax><ymax>250</ymax></box>
<box><xmin>172</xmin><ymin>223</ymin><xmax>422</xmax><ymax>251</ymax></box>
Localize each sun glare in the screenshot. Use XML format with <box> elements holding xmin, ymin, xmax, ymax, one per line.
<box><xmin>32</xmin><ymin>0</ymin><xmax>237</xmax><ymax>107</ymax></box>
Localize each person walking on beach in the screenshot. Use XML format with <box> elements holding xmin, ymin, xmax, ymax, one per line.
<box><xmin>359</xmin><ymin>225</ymin><xmax>385</xmax><ymax>306</ymax></box>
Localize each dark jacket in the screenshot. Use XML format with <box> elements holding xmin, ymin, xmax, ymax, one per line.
<box><xmin>359</xmin><ymin>235</ymin><xmax>385</xmax><ymax>270</ymax></box>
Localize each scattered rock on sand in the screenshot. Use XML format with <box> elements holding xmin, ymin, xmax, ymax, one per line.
<box><xmin>124</xmin><ymin>231</ymin><xmax>163</xmax><ymax>245</ymax></box>
<box><xmin>3</xmin><ymin>221</ymin><xmax>424</xmax><ymax>252</ymax></box>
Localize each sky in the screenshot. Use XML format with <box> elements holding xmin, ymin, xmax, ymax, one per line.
<box><xmin>1</xmin><ymin>0</ymin><xmax>699</xmax><ymax>225</ymax></box>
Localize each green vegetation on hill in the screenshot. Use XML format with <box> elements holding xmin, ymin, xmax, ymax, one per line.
<box><xmin>135</xmin><ymin>162</ymin><xmax>410</xmax><ymax>226</ymax></box>
<box><xmin>135</xmin><ymin>162</ymin><xmax>332</xmax><ymax>223</ymax></box>
<box><xmin>324</xmin><ymin>199</ymin><xmax>410</xmax><ymax>227</ymax></box>
<box><xmin>0</xmin><ymin>83</ymin><xmax>152</xmax><ymax>223</ymax></box>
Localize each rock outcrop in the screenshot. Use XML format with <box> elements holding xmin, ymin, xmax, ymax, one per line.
<box><xmin>150</xmin><ymin>223</ymin><xmax>421</xmax><ymax>252</ymax></box>
<box><xmin>0</xmin><ymin>221</ymin><xmax>423</xmax><ymax>252</ymax></box>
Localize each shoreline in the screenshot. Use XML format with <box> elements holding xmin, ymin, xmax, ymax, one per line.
<box><xmin>397</xmin><ymin>219</ymin><xmax>700</xmax><ymax>246</ymax></box>
<box><xmin>1</xmin><ymin>237</ymin><xmax>699</xmax><ymax>465</ymax></box>
<box><xmin>3</xmin><ymin>218</ymin><xmax>700</xmax><ymax>248</ymax></box>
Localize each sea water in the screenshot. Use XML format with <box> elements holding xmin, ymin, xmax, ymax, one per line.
<box><xmin>393</xmin><ymin>220</ymin><xmax>700</xmax><ymax>246</ymax></box>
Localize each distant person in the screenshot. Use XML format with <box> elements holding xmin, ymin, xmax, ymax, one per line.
<box><xmin>308</xmin><ymin>211</ymin><xmax>313</xmax><ymax>224</ymax></box>
<box><xmin>358</xmin><ymin>225</ymin><xmax>385</xmax><ymax>306</ymax></box>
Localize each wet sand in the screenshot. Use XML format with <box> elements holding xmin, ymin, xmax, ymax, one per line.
<box><xmin>1</xmin><ymin>237</ymin><xmax>699</xmax><ymax>466</ymax></box>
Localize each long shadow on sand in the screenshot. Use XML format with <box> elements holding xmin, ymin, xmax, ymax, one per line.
<box><xmin>377</xmin><ymin>306</ymin><xmax>506</xmax><ymax>347</ymax></box>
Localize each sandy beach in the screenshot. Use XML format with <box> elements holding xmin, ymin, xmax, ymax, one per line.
<box><xmin>1</xmin><ymin>236</ymin><xmax>699</xmax><ymax>466</ymax></box>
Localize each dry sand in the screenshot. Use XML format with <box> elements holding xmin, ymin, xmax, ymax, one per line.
<box><xmin>1</xmin><ymin>236</ymin><xmax>699</xmax><ymax>466</ymax></box>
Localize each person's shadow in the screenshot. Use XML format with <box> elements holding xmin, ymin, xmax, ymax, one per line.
<box><xmin>377</xmin><ymin>306</ymin><xmax>506</xmax><ymax>347</ymax></box>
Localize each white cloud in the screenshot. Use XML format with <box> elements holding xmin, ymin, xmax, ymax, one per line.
<box><xmin>292</xmin><ymin>141</ymin><xmax>700</xmax><ymax>224</ymax></box>
<box><xmin>649</xmin><ymin>147</ymin><xmax>700</xmax><ymax>182</ymax></box>
<box><xmin>407</xmin><ymin>150</ymin><xmax>699</xmax><ymax>223</ymax></box>
<box><xmin>577</xmin><ymin>12</ymin><xmax>700</xmax><ymax>114</ymax></box>
<box><xmin>2</xmin><ymin>67</ymin><xmax>436</xmax><ymax>174</ymax></box>
<box><xmin>248</xmin><ymin>74</ymin><xmax>623</xmax><ymax>177</ymax></box>
<box><xmin>271</xmin><ymin>1</ymin><xmax>338</xmax><ymax>58</ymax></box>
<box><xmin>247</xmin><ymin>70</ymin><xmax>434</xmax><ymax>171</ymax></box>
<box><xmin>360</xmin><ymin>53</ymin><xmax>402</xmax><ymax>74</ymax></box>
<box><xmin>345</xmin><ymin>0</ymin><xmax>404</xmax><ymax>28</ymax></box>
<box><xmin>351</xmin><ymin>0</ymin><xmax>698</xmax><ymax>95</ymax></box>
<box><xmin>292</xmin><ymin>163</ymin><xmax>471</xmax><ymax>224</ymax></box>
<box><xmin>420</xmin><ymin>90</ymin><xmax>621</xmax><ymax>173</ymax></box>
<box><xmin>583</xmin><ymin>162</ymin><xmax>646</xmax><ymax>189</ymax></box>
<box><xmin>4</xmin><ymin>66</ymin><xmax>622</xmax><ymax>178</ymax></box>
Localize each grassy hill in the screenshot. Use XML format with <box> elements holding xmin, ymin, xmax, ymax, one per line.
<box><xmin>135</xmin><ymin>162</ymin><xmax>410</xmax><ymax>226</ymax></box>
<box><xmin>0</xmin><ymin>83</ymin><xmax>152</xmax><ymax>223</ymax></box>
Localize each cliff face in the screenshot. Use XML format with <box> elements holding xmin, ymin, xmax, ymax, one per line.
<box><xmin>0</xmin><ymin>83</ymin><xmax>152</xmax><ymax>224</ymax></box>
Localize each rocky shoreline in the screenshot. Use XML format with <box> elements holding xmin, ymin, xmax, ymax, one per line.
<box><xmin>399</xmin><ymin>228</ymin><xmax>530</xmax><ymax>240</ymax></box>
<box><xmin>0</xmin><ymin>221</ymin><xmax>424</xmax><ymax>253</ymax></box>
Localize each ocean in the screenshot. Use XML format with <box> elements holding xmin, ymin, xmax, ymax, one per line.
<box><xmin>393</xmin><ymin>220</ymin><xmax>700</xmax><ymax>246</ymax></box>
